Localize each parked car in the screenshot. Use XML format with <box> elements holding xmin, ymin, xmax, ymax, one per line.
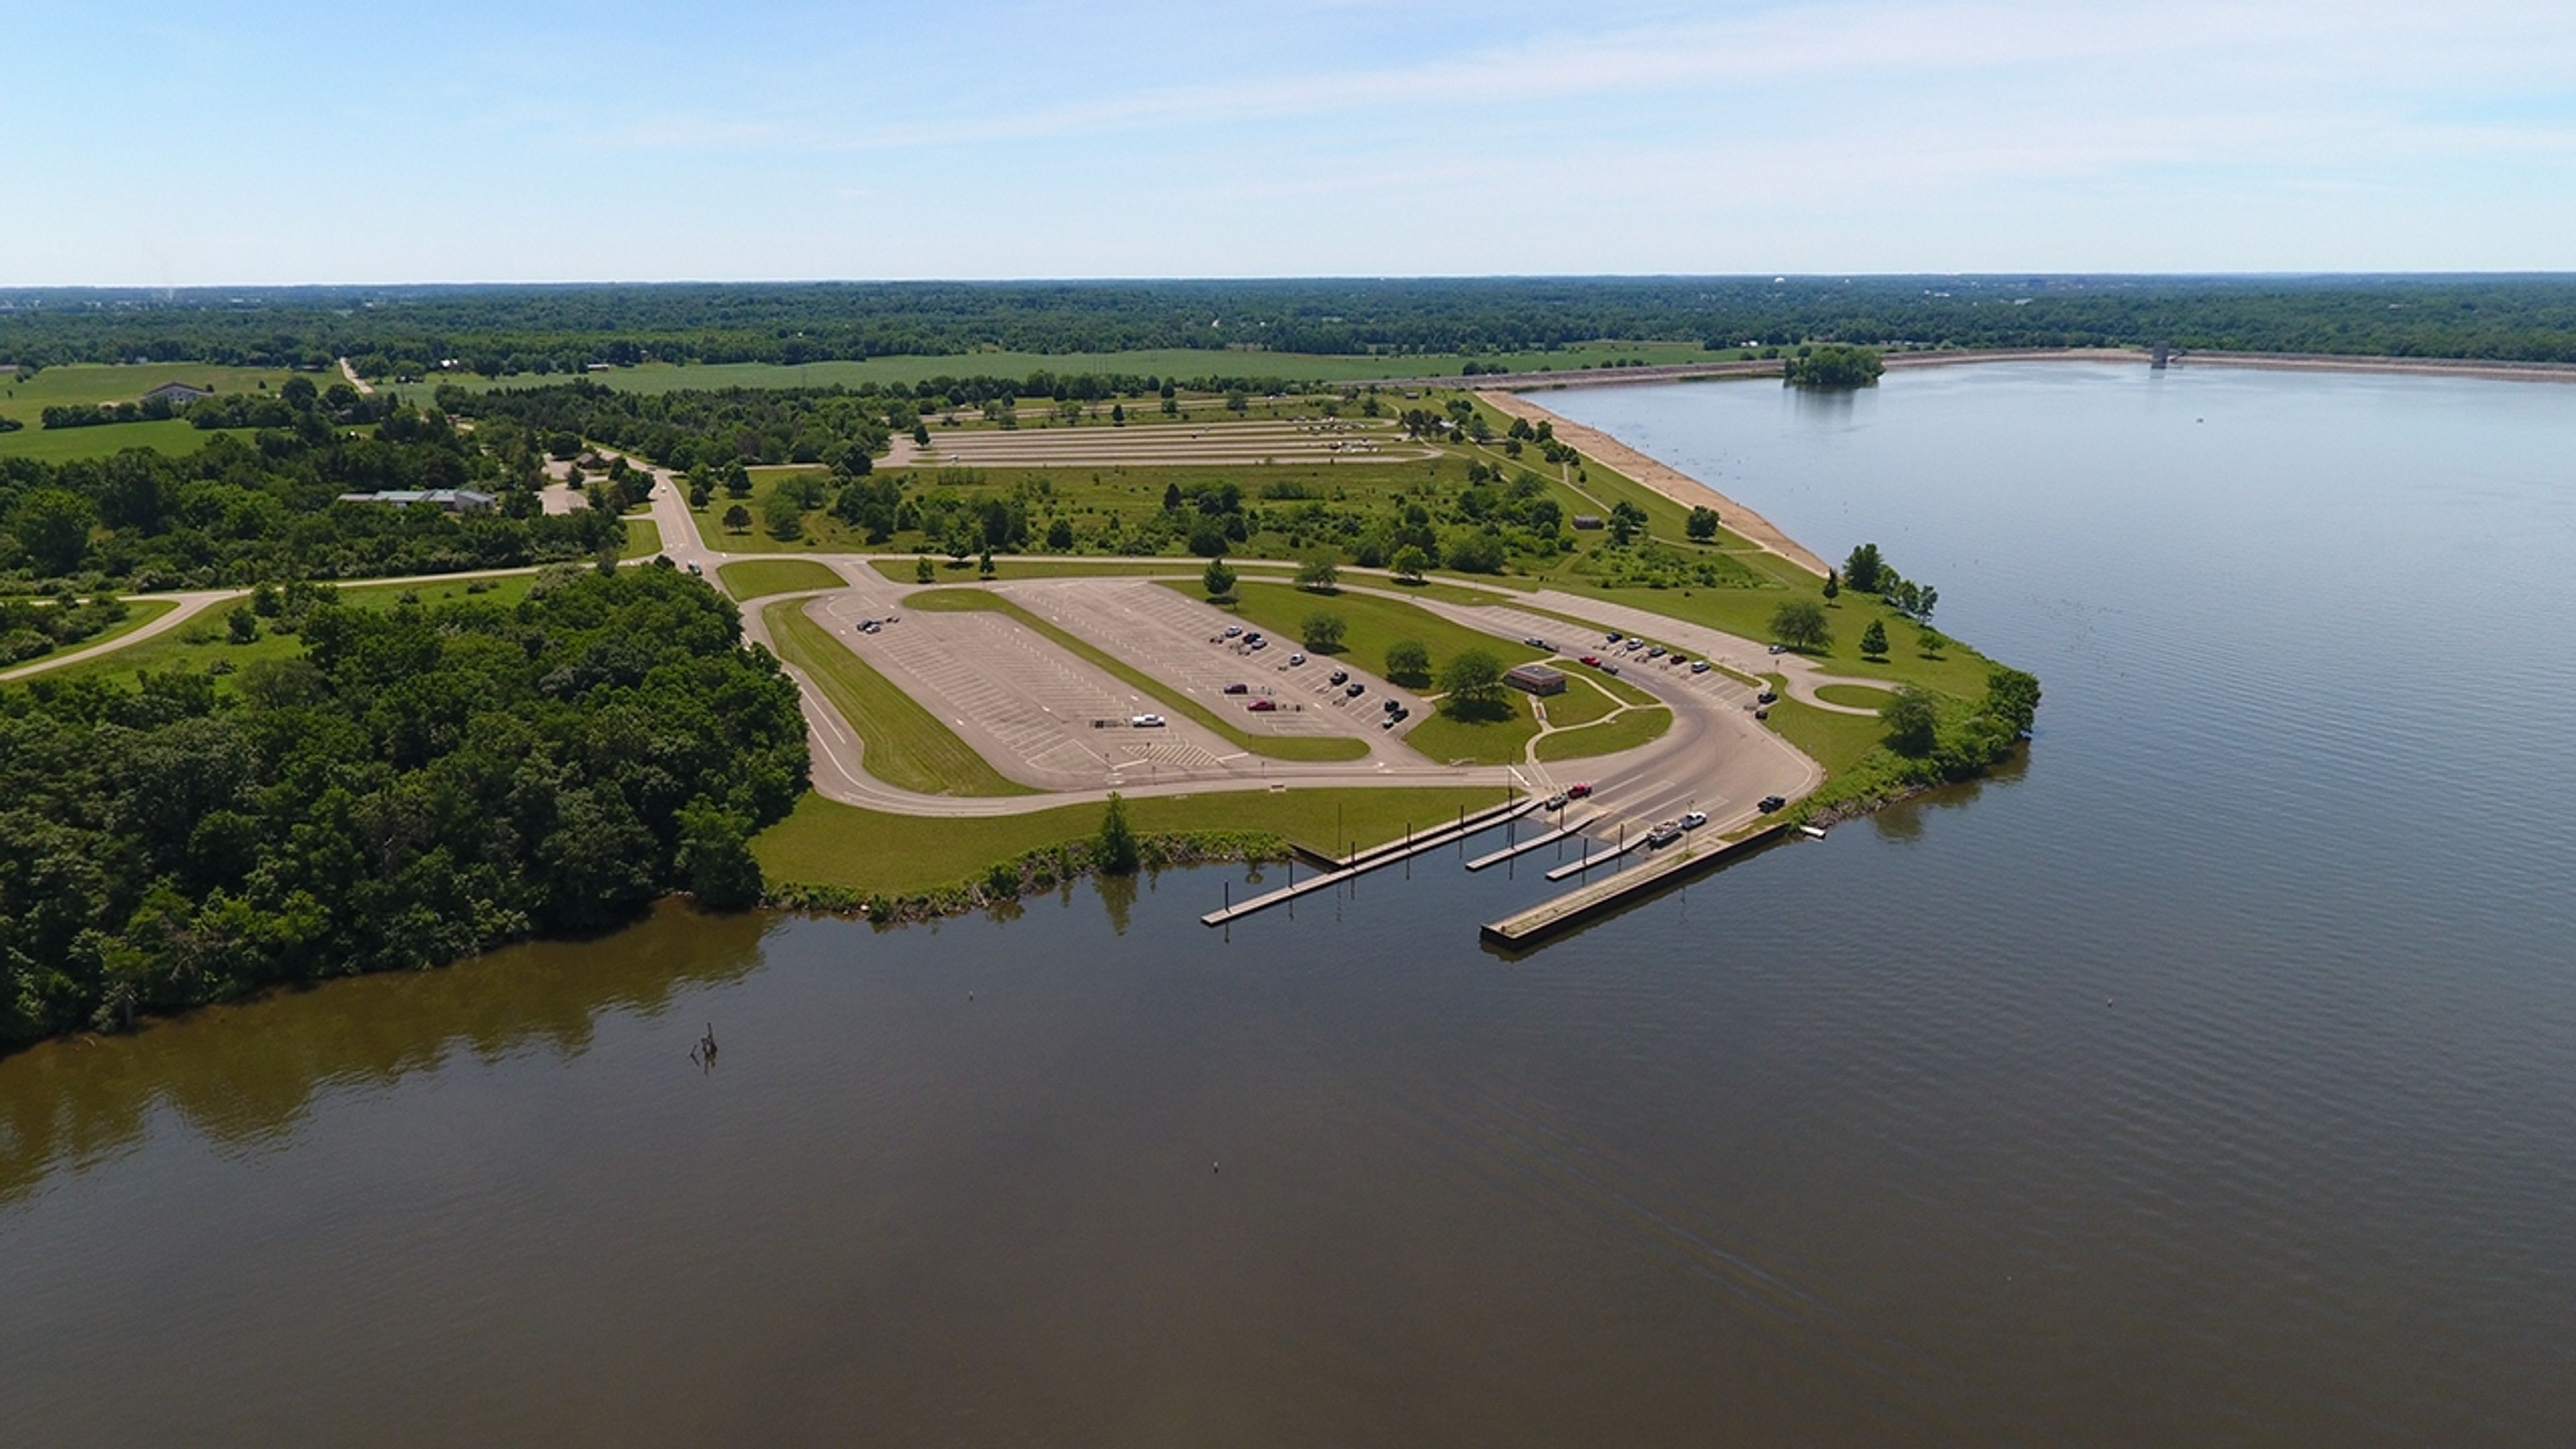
<box><xmin>1383</xmin><ymin>698</ymin><xmax>1401</xmax><ymax>714</ymax></box>
<box><xmin>1380</xmin><ymin>714</ymin><xmax>1399</xmax><ymax>729</ymax></box>
<box><xmin>1622</xmin><ymin>638</ymin><xmax>1644</xmax><ymax>652</ymax></box>
<box><xmin>1328</xmin><ymin>669</ymin><xmax>1350</xmax><ymax>685</ymax></box>
<box><xmin>1248</xmin><ymin>698</ymin><xmax>1278</xmax><ymax>712</ymax></box>
<box><xmin>1680</xmin><ymin>810</ymin><xmax>1708</xmax><ymax>830</ymax></box>
<box><xmin>1757</xmin><ymin>688</ymin><xmax>1778</xmax><ymax>704</ymax></box>
<box><xmin>1346</xmin><ymin>682</ymin><xmax>1366</xmax><ymax>698</ymax></box>
<box><xmin>1566</xmin><ymin>782</ymin><xmax>1594</xmax><ymax>799</ymax></box>
<box><xmin>1602</xmin><ymin>663</ymin><xmax>1621</xmax><ymax>676</ymax></box>
<box><xmin>1649</xmin><ymin>822</ymin><xmax>1684</xmax><ymax>847</ymax></box>
<box><xmin>1606</xmin><ymin>631</ymin><xmax>1623</xmax><ymax>643</ymax></box>
<box><xmin>1580</xmin><ymin>653</ymin><xmax>1601</xmax><ymax>667</ymax></box>
<box><xmin>860</xmin><ymin>620</ymin><xmax>881</xmax><ymax>634</ymax></box>
<box><xmin>1666</xmin><ymin>654</ymin><xmax>1686</xmax><ymax>666</ymax></box>
<box><xmin>1767</xmin><ymin>643</ymin><xmax>1787</xmax><ymax>655</ymax></box>
<box><xmin>685</xmin><ymin>561</ymin><xmax>703</xmax><ymax>576</ymax></box>
<box><xmin>1389</xmin><ymin>706</ymin><xmax>1408</xmax><ymax>722</ymax></box>
<box><xmin>1690</xmin><ymin>659</ymin><xmax>1711</xmax><ymax>674</ymax></box>
<box><xmin>1758</xmin><ymin>794</ymin><xmax>1786</xmax><ymax>813</ymax></box>
<box><xmin>1224</xmin><ymin>625</ymin><xmax>1243</xmax><ymax>638</ymax></box>
<box><xmin>1132</xmin><ymin>714</ymin><xmax>1167</xmax><ymax>728</ymax></box>
<box><xmin>1223</xmin><ymin>682</ymin><xmax>1250</xmax><ymax>694</ymax></box>
<box><xmin>1288</xmin><ymin>652</ymin><xmax>1306</xmax><ymax>665</ymax></box>
<box><xmin>1249</xmin><ymin>637</ymin><xmax>1268</xmax><ymax>650</ymax></box>
<box><xmin>1646</xmin><ymin>645</ymin><xmax>1666</xmax><ymax>659</ymax></box>
<box><xmin>1523</xmin><ymin>635</ymin><xmax>1549</xmax><ymax>649</ymax></box>
<box><xmin>1546</xmin><ymin>793</ymin><xmax>1569</xmax><ymax>811</ymax></box>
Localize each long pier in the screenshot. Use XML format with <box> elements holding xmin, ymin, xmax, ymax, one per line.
<box><xmin>1483</xmin><ymin>823</ymin><xmax>1794</xmax><ymax>947</ymax></box>
<box><xmin>1543</xmin><ymin>826</ymin><xmax>1652</xmax><ymax>881</ymax></box>
<box><xmin>1203</xmin><ymin>797</ymin><xmax>1540</xmax><ymax>926</ymax></box>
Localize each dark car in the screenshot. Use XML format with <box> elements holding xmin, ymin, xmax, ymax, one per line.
<box><xmin>1222</xmin><ymin>682</ymin><xmax>1250</xmax><ymax>694</ymax></box>
<box><xmin>1329</xmin><ymin>669</ymin><xmax>1350</xmax><ymax>685</ymax></box>
<box><xmin>1566</xmin><ymin>782</ymin><xmax>1593</xmax><ymax>800</ymax></box>
<box><xmin>1758</xmin><ymin>795</ymin><xmax>1786</xmax><ymax>813</ymax></box>
<box><xmin>1757</xmin><ymin>688</ymin><xmax>1778</xmax><ymax>704</ymax></box>
<box><xmin>1346</xmin><ymin>682</ymin><xmax>1366</xmax><ymax>698</ymax></box>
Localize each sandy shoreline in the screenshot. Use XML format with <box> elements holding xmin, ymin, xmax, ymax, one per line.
<box><xmin>1477</xmin><ymin>390</ymin><xmax>1831</xmax><ymax>577</ymax></box>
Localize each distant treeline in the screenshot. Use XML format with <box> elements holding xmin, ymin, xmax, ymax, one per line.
<box><xmin>6</xmin><ymin>276</ymin><xmax>2576</xmax><ymax>373</ymax></box>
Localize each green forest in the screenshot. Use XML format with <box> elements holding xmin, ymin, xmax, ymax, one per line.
<box><xmin>7</xmin><ymin>275</ymin><xmax>2576</xmax><ymax>375</ymax></box>
<box><xmin>0</xmin><ymin>380</ymin><xmax>629</xmax><ymax>589</ymax></box>
<box><xmin>0</xmin><ymin>567</ymin><xmax>808</xmax><ymax>1049</ymax></box>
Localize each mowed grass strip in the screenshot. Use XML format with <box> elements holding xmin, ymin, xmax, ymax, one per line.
<box><xmin>720</xmin><ymin>559</ymin><xmax>845</xmax><ymax>600</ymax></box>
<box><xmin>753</xmin><ymin>785</ymin><xmax>1509</xmax><ymax>897</ymax></box>
<box><xmin>1816</xmin><ymin>683</ymin><xmax>1897</xmax><ymax>708</ymax></box>
<box><xmin>907</xmin><ymin>588</ymin><xmax>1367</xmax><ymax>763</ymax></box>
<box><xmin>764</xmin><ymin>600</ymin><xmax>1032</xmax><ymax>797</ymax></box>
<box><xmin>1533</xmin><ymin>672</ymin><xmax>1625</xmax><ymax>729</ymax></box>
<box><xmin>621</xmin><ymin>519</ymin><xmax>664</xmax><ymax>559</ymax></box>
<box><xmin>1532</xmin><ymin>706</ymin><xmax>1674</xmax><ymax>761</ymax></box>
<box><xmin>1185</xmin><ymin>580</ymin><xmax>1546</xmax><ymax>680</ymax></box>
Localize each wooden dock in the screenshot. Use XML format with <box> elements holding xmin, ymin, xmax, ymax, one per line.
<box><xmin>1481</xmin><ymin>823</ymin><xmax>1794</xmax><ymax>947</ymax></box>
<box><xmin>1463</xmin><ymin>814</ymin><xmax>1595</xmax><ymax>871</ymax></box>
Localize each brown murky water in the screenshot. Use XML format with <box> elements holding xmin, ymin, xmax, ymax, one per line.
<box><xmin>5</xmin><ymin>366</ymin><xmax>2573</xmax><ymax>1446</ymax></box>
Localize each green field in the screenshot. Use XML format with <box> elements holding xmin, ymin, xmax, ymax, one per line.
<box><xmin>1192</xmin><ymin>580</ymin><xmax>1546</xmax><ymax>682</ymax></box>
<box><xmin>621</xmin><ymin>519</ymin><xmax>663</xmax><ymax>559</ymax></box>
<box><xmin>1816</xmin><ymin>682</ymin><xmax>1898</xmax><ymax>708</ymax></box>
<box><xmin>764</xmin><ymin>600</ymin><xmax>1030</xmax><ymax>797</ymax></box>
<box><xmin>0</xmin><ymin>363</ymin><xmax>335</xmax><ymax>461</ymax></box>
<box><xmin>1532</xmin><ymin>705</ymin><xmax>1674</xmax><ymax>761</ymax></box>
<box><xmin>753</xmin><ymin>784</ymin><xmax>1510</xmax><ymax>897</ymax></box>
<box><xmin>907</xmin><ymin>587</ymin><xmax>1368</xmax><ymax>763</ymax></box>
<box><xmin>390</xmin><ymin>342</ymin><xmax>1743</xmax><ymax>401</ymax></box>
<box><xmin>1400</xmin><ymin>692</ymin><xmax>1540</xmax><ymax>766</ymax></box>
<box><xmin>1761</xmin><ymin>696</ymin><xmax>1893</xmax><ymax>775</ymax></box>
<box><xmin>36</xmin><ymin>575</ymin><xmax>536</xmax><ymax>692</ymax></box>
<box><xmin>874</xmin><ymin>557</ymin><xmax>1281</xmax><ymax>585</ymax></box>
<box><xmin>720</xmin><ymin>559</ymin><xmax>845</xmax><ymax>600</ymax></box>
<box><xmin>1532</xmin><ymin>672</ymin><xmax>1627</xmax><ymax>728</ymax></box>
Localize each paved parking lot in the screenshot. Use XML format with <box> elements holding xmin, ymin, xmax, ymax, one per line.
<box><xmin>1000</xmin><ymin>580</ymin><xmax>1430</xmax><ymax>750</ymax></box>
<box><xmin>1463</xmin><ymin>601</ymin><xmax>1766</xmax><ymax>711</ymax></box>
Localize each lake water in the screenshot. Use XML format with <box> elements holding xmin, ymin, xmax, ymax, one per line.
<box><xmin>5</xmin><ymin>364</ymin><xmax>2573</xmax><ymax>1446</ymax></box>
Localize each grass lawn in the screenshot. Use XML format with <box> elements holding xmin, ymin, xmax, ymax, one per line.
<box><xmin>753</xmin><ymin>784</ymin><xmax>1511</xmax><ymax>897</ymax></box>
<box><xmin>1762</xmin><ymin>698</ymin><xmax>1894</xmax><ymax>775</ymax></box>
<box><xmin>720</xmin><ymin>559</ymin><xmax>845</xmax><ymax>600</ymax></box>
<box><xmin>764</xmin><ymin>600</ymin><xmax>1031</xmax><ymax>797</ymax></box>
<box><xmin>1817</xmin><ymin>682</ymin><xmax>1898</xmax><ymax>708</ymax></box>
<box><xmin>1532</xmin><ymin>706</ymin><xmax>1674</xmax><ymax>761</ymax></box>
<box><xmin>1190</xmin><ymin>580</ymin><xmax>1546</xmax><ymax>684</ymax></box>
<box><xmin>1401</xmin><ymin>695</ymin><xmax>1540</xmax><ymax>766</ymax></box>
<box><xmin>621</xmin><ymin>519</ymin><xmax>663</xmax><ymax>559</ymax></box>
<box><xmin>0</xmin><ymin>419</ymin><xmax>233</xmax><ymax>463</ymax></box>
<box><xmin>0</xmin><ymin>363</ymin><xmax>333</xmax><ymax>425</ymax></box>
<box><xmin>1532</xmin><ymin>672</ymin><xmax>1627</xmax><ymax>728</ymax></box>
<box><xmin>0</xmin><ymin>598</ymin><xmax>176</xmax><ymax>673</ymax></box>
<box><xmin>908</xmin><ymin>587</ymin><xmax>1367</xmax><ymax>763</ymax></box>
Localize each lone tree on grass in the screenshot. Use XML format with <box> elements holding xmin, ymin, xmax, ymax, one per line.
<box><xmin>914</xmin><ymin>555</ymin><xmax>935</xmax><ymax>584</ymax></box>
<box><xmin>1880</xmin><ymin>686</ymin><xmax>1941</xmax><ymax>757</ymax></box>
<box><xmin>1823</xmin><ymin>568</ymin><xmax>1840</xmax><ymax>601</ymax></box>
<box><xmin>1437</xmin><ymin>648</ymin><xmax>1509</xmax><ymax>720</ymax></box>
<box><xmin>1295</xmin><ymin>553</ymin><xmax>1340</xmax><ymax>592</ymax></box>
<box><xmin>1390</xmin><ymin>544</ymin><xmax>1431</xmax><ymax>584</ymax></box>
<box><xmin>1686</xmin><ymin>505</ymin><xmax>1721</xmax><ymax>541</ymax></box>
<box><xmin>1916</xmin><ymin>624</ymin><xmax>1949</xmax><ymax>657</ymax></box>
<box><xmin>1860</xmin><ymin>619</ymin><xmax>1888</xmax><ymax>658</ymax></box>
<box><xmin>1771</xmin><ymin>598</ymin><xmax>1831</xmax><ymax>653</ymax></box>
<box><xmin>1201</xmin><ymin>557</ymin><xmax>1236</xmax><ymax>599</ymax></box>
<box><xmin>1385</xmin><ymin>638</ymin><xmax>1432</xmax><ymax>687</ymax></box>
<box><xmin>722</xmin><ymin>503</ymin><xmax>752</xmax><ymax>535</ymax></box>
<box><xmin>1842</xmin><ymin>543</ymin><xmax>1886</xmax><ymax>594</ymax></box>
<box><xmin>1302</xmin><ymin>610</ymin><xmax>1346</xmax><ymax>653</ymax></box>
<box><xmin>1095</xmin><ymin>792</ymin><xmax>1140</xmax><ymax>876</ymax></box>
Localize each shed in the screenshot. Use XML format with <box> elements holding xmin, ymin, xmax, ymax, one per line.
<box><xmin>142</xmin><ymin>381</ymin><xmax>214</xmax><ymax>405</ymax></box>
<box><xmin>1505</xmin><ymin>663</ymin><xmax>1568</xmax><ymax>696</ymax></box>
<box><xmin>1571</xmin><ymin>513</ymin><xmax>1604</xmax><ymax>531</ymax></box>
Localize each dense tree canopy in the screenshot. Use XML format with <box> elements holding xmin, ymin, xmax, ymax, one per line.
<box><xmin>0</xmin><ymin>567</ymin><xmax>807</xmax><ymax>1050</ymax></box>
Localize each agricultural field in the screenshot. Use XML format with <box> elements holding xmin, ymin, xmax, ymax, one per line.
<box><xmin>0</xmin><ymin>362</ymin><xmax>331</xmax><ymax>460</ymax></box>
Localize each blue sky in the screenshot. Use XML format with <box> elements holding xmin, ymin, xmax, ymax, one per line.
<box><xmin>13</xmin><ymin>0</ymin><xmax>2575</xmax><ymax>283</ymax></box>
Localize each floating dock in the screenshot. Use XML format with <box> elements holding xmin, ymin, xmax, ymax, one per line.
<box><xmin>1203</xmin><ymin>797</ymin><xmax>1540</xmax><ymax>926</ymax></box>
<box><xmin>1481</xmin><ymin>822</ymin><xmax>1794</xmax><ymax>947</ymax></box>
